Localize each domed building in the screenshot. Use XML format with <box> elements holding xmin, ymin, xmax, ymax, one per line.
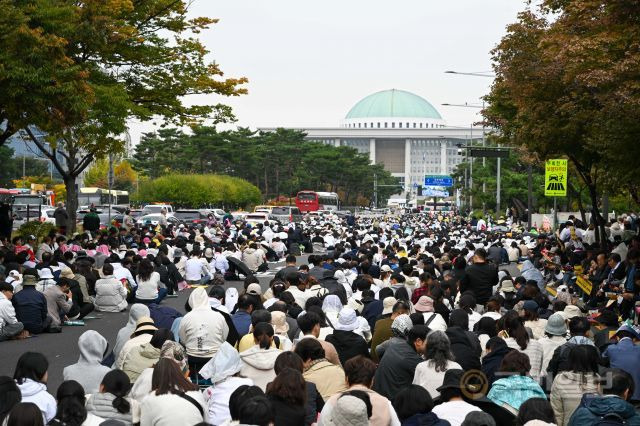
<box><xmin>342</xmin><ymin>89</ymin><xmax>445</xmax><ymax>130</ymax></box>
<box><xmin>262</xmin><ymin>88</ymin><xmax>487</xmax><ymax>203</ymax></box>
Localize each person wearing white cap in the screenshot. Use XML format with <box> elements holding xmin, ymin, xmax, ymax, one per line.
<box><xmin>325</xmin><ymin>307</ymin><xmax>369</xmax><ymax>365</ymax></box>
<box><xmin>35</xmin><ymin>267</ymin><xmax>56</xmax><ymax>293</ymax></box>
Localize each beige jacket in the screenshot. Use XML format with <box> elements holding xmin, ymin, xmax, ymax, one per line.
<box><xmin>319</xmin><ymin>384</ymin><xmax>396</xmax><ymax>426</ymax></box>
<box><xmin>550</xmin><ymin>371</ymin><xmax>600</xmax><ymax>426</ymax></box>
<box><xmin>303</xmin><ymin>359</ymin><xmax>347</xmax><ymax>400</ymax></box>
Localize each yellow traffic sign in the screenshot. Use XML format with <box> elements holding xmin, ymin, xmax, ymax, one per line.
<box><xmin>545</xmin><ymin>159</ymin><xmax>568</xmax><ymax>197</ymax></box>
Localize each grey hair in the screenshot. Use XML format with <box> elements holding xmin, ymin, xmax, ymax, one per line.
<box><xmin>425</xmin><ymin>330</ymin><xmax>455</xmax><ymax>372</ymax></box>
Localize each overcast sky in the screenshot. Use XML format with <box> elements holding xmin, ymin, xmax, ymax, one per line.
<box><xmin>129</xmin><ymin>0</ymin><xmax>529</xmax><ymax>142</ymax></box>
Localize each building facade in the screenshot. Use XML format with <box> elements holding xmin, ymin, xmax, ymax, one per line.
<box><xmin>265</xmin><ymin>89</ymin><xmax>488</xmax><ymax>196</ymax></box>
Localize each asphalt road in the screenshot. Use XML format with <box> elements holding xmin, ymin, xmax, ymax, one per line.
<box><xmin>0</xmin><ymin>254</ymin><xmax>519</xmax><ymax>394</ymax></box>
<box><xmin>0</xmin><ymin>256</ymin><xmax>296</xmax><ymax>393</ymax></box>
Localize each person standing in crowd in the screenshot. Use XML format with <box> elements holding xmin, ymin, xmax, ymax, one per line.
<box><xmin>460</xmin><ymin>248</ymin><xmax>499</xmax><ymax>309</ymax></box>
<box><xmin>53</xmin><ymin>203</ymin><xmax>68</xmax><ymax>235</ymax></box>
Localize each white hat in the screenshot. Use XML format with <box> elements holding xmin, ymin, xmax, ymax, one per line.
<box><xmin>38</xmin><ymin>268</ymin><xmax>54</xmax><ymax>280</ymax></box>
<box><xmin>380</xmin><ymin>265</ymin><xmax>392</xmax><ymax>273</ymax></box>
<box><xmin>382</xmin><ymin>297</ymin><xmax>397</xmax><ymax>315</ymax></box>
<box><xmin>6</xmin><ymin>270</ymin><xmax>22</xmax><ymax>285</ymax></box>
<box><xmin>335</xmin><ymin>307</ymin><xmax>359</xmax><ymax>331</ymax></box>
<box><xmin>246</xmin><ymin>283</ymin><xmax>262</xmax><ymax>296</ymax></box>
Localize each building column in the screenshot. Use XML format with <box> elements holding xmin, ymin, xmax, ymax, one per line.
<box><xmin>334</xmin><ymin>138</ymin><xmax>340</xmax><ymax>147</ymax></box>
<box><xmin>405</xmin><ymin>139</ymin><xmax>411</xmax><ymax>193</ymax></box>
<box><xmin>369</xmin><ymin>139</ymin><xmax>376</xmax><ymax>164</ymax></box>
<box><xmin>440</xmin><ymin>140</ymin><xmax>447</xmax><ymax>175</ymax></box>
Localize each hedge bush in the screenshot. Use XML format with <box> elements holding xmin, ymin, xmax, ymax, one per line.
<box><xmin>135</xmin><ymin>174</ymin><xmax>261</xmax><ymax>208</ymax></box>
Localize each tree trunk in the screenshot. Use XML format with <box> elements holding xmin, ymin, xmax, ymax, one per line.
<box><xmin>65</xmin><ymin>176</ymin><xmax>78</xmax><ymax>233</ymax></box>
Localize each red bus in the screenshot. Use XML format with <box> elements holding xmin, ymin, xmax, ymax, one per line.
<box><xmin>295</xmin><ymin>191</ymin><xmax>339</xmax><ymax>213</ymax></box>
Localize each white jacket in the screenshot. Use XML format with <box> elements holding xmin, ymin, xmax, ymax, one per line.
<box><xmin>179</xmin><ymin>288</ymin><xmax>229</xmax><ymax>357</ymax></box>
<box><xmin>239</xmin><ymin>345</ymin><xmax>282</xmax><ymax>391</ymax></box>
<box><xmin>94</xmin><ymin>275</ymin><xmax>128</xmax><ymax>312</ymax></box>
<box><xmin>17</xmin><ymin>379</ymin><xmax>57</xmax><ymax>423</ymax></box>
<box><xmin>140</xmin><ymin>390</ymin><xmax>207</xmax><ymax>426</ymax></box>
<box><xmin>0</xmin><ymin>292</ymin><xmax>19</xmax><ymax>331</ymax></box>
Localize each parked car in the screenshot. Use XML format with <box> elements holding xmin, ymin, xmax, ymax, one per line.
<box><xmin>244</xmin><ymin>212</ymin><xmax>270</xmax><ymax>226</ymax></box>
<box><xmin>269</xmin><ymin>206</ymin><xmax>303</xmax><ymax>224</ymax></box>
<box><xmin>174</xmin><ymin>209</ymin><xmax>208</xmax><ymax>225</ymax></box>
<box><xmin>98</xmin><ymin>213</ymin><xmax>124</xmax><ymax>229</ymax></box>
<box><xmin>136</xmin><ymin>214</ymin><xmax>182</xmax><ymax>227</ymax></box>
<box><xmin>13</xmin><ymin>206</ymin><xmax>56</xmax><ymax>225</ymax></box>
<box><xmin>253</xmin><ymin>205</ymin><xmax>277</xmax><ymax>214</ymax></box>
<box><xmin>141</xmin><ymin>204</ymin><xmax>174</xmax><ymax>215</ymax></box>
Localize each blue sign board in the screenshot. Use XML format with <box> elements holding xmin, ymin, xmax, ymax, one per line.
<box><xmin>424</xmin><ymin>175</ymin><xmax>453</xmax><ymax>187</ymax></box>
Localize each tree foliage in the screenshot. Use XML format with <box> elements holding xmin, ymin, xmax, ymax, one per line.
<box><xmin>484</xmin><ymin>1</ymin><xmax>640</xmax><ymax>242</ymax></box>
<box><xmin>84</xmin><ymin>159</ymin><xmax>138</xmax><ymax>192</ymax></box>
<box><xmin>1</xmin><ymin>0</ymin><xmax>247</xmax><ymax>231</ymax></box>
<box><xmin>135</xmin><ymin>174</ymin><xmax>261</xmax><ymax>209</ymax></box>
<box><xmin>131</xmin><ymin>127</ymin><xmax>399</xmax><ymax>206</ymax></box>
<box><xmin>0</xmin><ymin>146</ymin><xmax>50</xmax><ymax>187</ymax></box>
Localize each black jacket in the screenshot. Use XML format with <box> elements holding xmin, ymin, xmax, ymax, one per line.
<box><xmin>373</xmin><ymin>339</ymin><xmax>422</xmax><ymax>399</ymax></box>
<box><xmin>460</xmin><ymin>262</ymin><xmax>499</xmax><ymax>305</ymax></box>
<box><xmin>268</xmin><ymin>395</ymin><xmax>306</xmax><ymax>426</ymax></box>
<box><xmin>12</xmin><ymin>286</ymin><xmax>48</xmax><ymax>333</ymax></box>
<box><xmin>481</xmin><ymin>343</ymin><xmax>511</xmax><ymax>385</ymax></box>
<box><xmin>362</xmin><ymin>297</ymin><xmax>383</xmax><ymax>331</ymax></box>
<box><xmin>83</xmin><ymin>212</ymin><xmax>100</xmax><ymax>232</ymax></box>
<box><xmin>326</xmin><ymin>330</ymin><xmax>370</xmax><ymax>365</ymax></box>
<box><xmin>446</xmin><ymin>326</ymin><xmax>481</xmax><ymax>371</ymax></box>
<box><xmin>304</xmin><ymin>382</ymin><xmax>324</xmax><ymax>426</ymax></box>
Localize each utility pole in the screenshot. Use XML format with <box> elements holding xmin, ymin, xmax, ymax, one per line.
<box><xmin>496</xmin><ymin>143</ymin><xmax>501</xmax><ymax>215</ymax></box>
<box><xmin>373</xmin><ymin>173</ymin><xmax>378</xmax><ymax>209</ymax></box>
<box><xmin>469</xmin><ymin>125</ymin><xmax>473</xmax><ymax>212</ymax></box>
<box><xmin>108</xmin><ymin>153</ymin><xmax>114</xmax><ymax>223</ymax></box>
<box><xmin>527</xmin><ymin>164</ymin><xmax>533</xmax><ymax>227</ymax></box>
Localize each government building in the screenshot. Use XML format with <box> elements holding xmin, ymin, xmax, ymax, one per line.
<box><xmin>265</xmin><ymin>89</ymin><xmax>487</xmax><ymax>200</ymax></box>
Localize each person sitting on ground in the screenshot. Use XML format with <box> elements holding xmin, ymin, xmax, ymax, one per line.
<box><xmin>602</xmin><ymin>324</ymin><xmax>640</xmax><ymax>402</ymax></box>
<box><xmin>139</xmin><ymin>358</ymin><xmax>206</xmax><ymax>425</ymax></box>
<box><xmin>202</xmin><ymin>342</ymin><xmax>254</xmax><ymax>425</ymax></box>
<box><xmin>295</xmin><ymin>311</ymin><xmax>341</xmax><ymax>365</ymax></box>
<box><xmin>431</xmin><ymin>369</ymin><xmax>481</xmax><ymax>426</ymax></box>
<box><xmin>0</xmin><ymin>282</ymin><xmax>25</xmax><ymax>341</ymax></box>
<box><xmin>43</xmin><ymin>278</ymin><xmax>73</xmax><ymax>328</ymax></box>
<box><xmin>239</xmin><ymin>322</ymin><xmax>283</xmax><ymax>392</ymax></box>
<box><xmin>413</xmin><ymin>330</ymin><xmax>462</xmax><ymax>399</ymax></box>
<box><xmin>94</xmin><ymin>263</ymin><xmax>128</xmax><ymax>313</ymax></box>
<box><xmin>134</xmin><ymin>259</ymin><xmax>167</xmax><ymax>305</ymax></box>
<box><xmin>62</xmin><ymin>330</ymin><xmax>111</xmax><ymax>394</ymax></box>
<box><xmin>514</xmin><ymin>398</ymin><xmax>556</xmax><ymax>426</ymax></box>
<box><xmin>122</xmin><ymin>328</ymin><xmax>174</xmax><ymax>382</ymax></box>
<box><xmin>568</xmin><ymin>368</ymin><xmax>640</xmax><ymax>426</ymax></box>
<box><xmin>86</xmin><ymin>370</ymin><xmax>136</xmax><ymax>425</ymax></box>
<box><xmin>487</xmin><ymin>351</ymin><xmax>546</xmax><ymax>414</ymax></box>
<box><xmin>319</xmin><ymin>356</ymin><xmax>400</xmax><ymax>426</ymax></box>
<box><xmin>11</xmin><ymin>269</ymin><xmax>51</xmax><ymax>334</ymax></box>
<box><xmin>550</xmin><ymin>345</ymin><xmax>601</xmax><ymax>426</ymax></box>
<box><xmin>325</xmin><ymin>307</ymin><xmax>370</xmax><ymax>365</ymax></box>
<box><xmin>50</xmin><ymin>380</ymin><xmax>104</xmax><ymax>426</ymax></box>
<box><xmin>0</xmin><ymin>376</ymin><xmax>21</xmax><ymax>425</ymax></box>
<box><xmin>295</xmin><ymin>337</ymin><xmax>347</xmax><ymax>401</ymax></box>
<box><xmin>13</xmin><ymin>352</ymin><xmax>57</xmax><ymax>423</ymax></box>
<box><xmin>392</xmin><ymin>384</ymin><xmax>450</xmax><ymax>426</ymax></box>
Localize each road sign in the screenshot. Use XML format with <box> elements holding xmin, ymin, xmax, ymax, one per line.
<box><xmin>468</xmin><ymin>147</ymin><xmax>510</xmax><ymax>158</ymax></box>
<box><xmin>424</xmin><ymin>175</ymin><xmax>453</xmax><ymax>187</ymax></box>
<box><xmin>544</xmin><ymin>159</ymin><xmax>567</xmax><ymax>197</ymax></box>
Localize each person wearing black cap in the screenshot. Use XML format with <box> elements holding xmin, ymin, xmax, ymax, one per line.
<box><xmin>431</xmin><ymin>369</ymin><xmax>481</xmax><ymax>425</ymax></box>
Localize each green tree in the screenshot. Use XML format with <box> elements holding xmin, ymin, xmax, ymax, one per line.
<box><xmin>135</xmin><ymin>174</ymin><xmax>261</xmax><ymax>209</ymax></box>
<box><xmin>484</xmin><ymin>1</ymin><xmax>640</xmax><ymax>243</ymax></box>
<box><xmin>84</xmin><ymin>159</ymin><xmax>138</xmax><ymax>191</ymax></box>
<box><xmin>2</xmin><ymin>0</ymin><xmax>248</xmax><ymax>231</ymax></box>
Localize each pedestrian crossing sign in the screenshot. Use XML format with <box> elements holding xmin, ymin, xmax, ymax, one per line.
<box><xmin>544</xmin><ymin>159</ymin><xmax>568</xmax><ymax>197</ymax></box>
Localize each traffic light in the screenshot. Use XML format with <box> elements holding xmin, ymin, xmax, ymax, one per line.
<box><xmin>417</xmin><ymin>185</ymin><xmax>423</xmax><ymax>196</ymax></box>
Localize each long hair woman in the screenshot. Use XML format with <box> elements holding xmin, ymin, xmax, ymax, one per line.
<box><xmin>239</xmin><ymin>322</ymin><xmax>283</xmax><ymax>391</ymax></box>
<box><xmin>140</xmin><ymin>358</ymin><xmax>205</xmax><ymax>425</ymax></box>
<box><xmin>266</xmin><ymin>368</ymin><xmax>307</xmax><ymax>426</ymax></box>
<box><xmin>50</xmin><ymin>380</ymin><xmax>103</xmax><ymax>426</ymax></box>
<box><xmin>13</xmin><ymin>352</ymin><xmax>56</xmax><ymax>424</ymax></box>
<box><xmin>412</xmin><ymin>330</ymin><xmax>462</xmax><ymax>399</ymax></box>
<box><xmin>498</xmin><ymin>310</ymin><xmax>544</xmax><ymax>382</ymax></box>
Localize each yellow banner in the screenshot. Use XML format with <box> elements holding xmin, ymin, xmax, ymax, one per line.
<box><xmin>573</xmin><ymin>265</ymin><xmax>583</xmax><ymax>274</ymax></box>
<box><xmin>545</xmin><ymin>159</ymin><xmax>568</xmax><ymax>197</ymax></box>
<box><xmin>576</xmin><ymin>275</ymin><xmax>593</xmax><ymax>295</ymax></box>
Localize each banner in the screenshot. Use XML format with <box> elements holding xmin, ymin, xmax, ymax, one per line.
<box><xmin>575</xmin><ymin>275</ymin><xmax>593</xmax><ymax>295</ymax></box>
<box><xmin>545</xmin><ymin>159</ymin><xmax>568</xmax><ymax>197</ymax></box>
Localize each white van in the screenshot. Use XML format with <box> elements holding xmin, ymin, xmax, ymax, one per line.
<box><xmin>142</xmin><ymin>204</ymin><xmax>174</xmax><ymax>215</ymax></box>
